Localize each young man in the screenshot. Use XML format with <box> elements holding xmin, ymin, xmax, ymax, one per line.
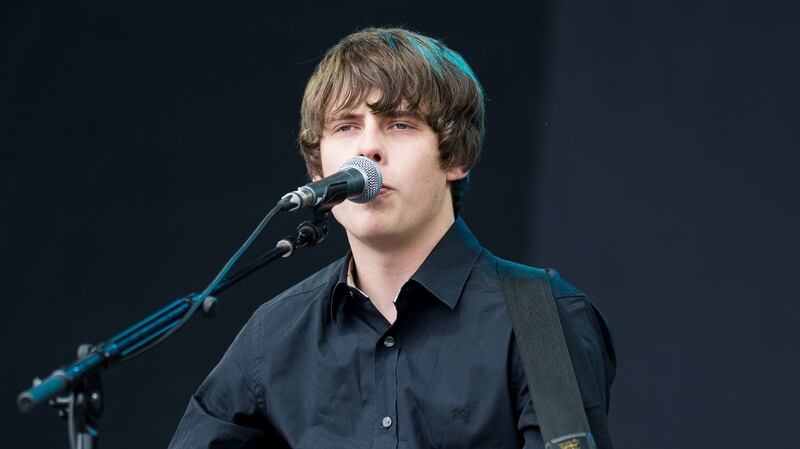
<box><xmin>168</xmin><ymin>27</ymin><xmax>616</xmax><ymax>449</ymax></box>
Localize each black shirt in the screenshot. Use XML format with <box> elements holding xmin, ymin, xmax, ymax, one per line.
<box><xmin>168</xmin><ymin>218</ymin><xmax>616</xmax><ymax>449</ymax></box>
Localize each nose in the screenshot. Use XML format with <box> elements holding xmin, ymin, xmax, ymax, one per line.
<box><xmin>356</xmin><ymin>123</ymin><xmax>385</xmax><ymax>164</ymax></box>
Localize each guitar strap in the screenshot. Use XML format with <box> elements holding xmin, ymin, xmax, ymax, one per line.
<box><xmin>498</xmin><ymin>258</ymin><xmax>597</xmax><ymax>449</ymax></box>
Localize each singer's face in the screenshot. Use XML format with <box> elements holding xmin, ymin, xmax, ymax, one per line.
<box><xmin>317</xmin><ymin>98</ymin><xmax>466</xmax><ymax>248</ymax></box>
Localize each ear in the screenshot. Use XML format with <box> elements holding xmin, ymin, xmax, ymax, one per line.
<box><xmin>445</xmin><ymin>166</ymin><xmax>468</xmax><ymax>182</ymax></box>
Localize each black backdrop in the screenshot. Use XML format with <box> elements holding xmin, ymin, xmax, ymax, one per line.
<box><xmin>2</xmin><ymin>2</ymin><xmax>797</xmax><ymax>448</ymax></box>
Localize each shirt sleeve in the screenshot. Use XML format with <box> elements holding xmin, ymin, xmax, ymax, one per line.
<box><xmin>511</xmin><ymin>335</ymin><xmax>546</xmax><ymax>449</ymax></box>
<box><xmin>167</xmin><ymin>316</ymin><xmax>286</xmax><ymax>449</ymax></box>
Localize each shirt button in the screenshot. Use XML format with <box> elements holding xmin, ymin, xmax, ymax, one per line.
<box><xmin>381</xmin><ymin>416</ymin><xmax>392</xmax><ymax>428</ymax></box>
<box><xmin>383</xmin><ymin>336</ymin><xmax>395</xmax><ymax>348</ymax></box>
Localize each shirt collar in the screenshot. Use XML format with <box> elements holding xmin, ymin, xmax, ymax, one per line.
<box><xmin>410</xmin><ymin>217</ymin><xmax>483</xmax><ymax>309</ymax></box>
<box><xmin>329</xmin><ymin>217</ymin><xmax>483</xmax><ymax>320</ymax></box>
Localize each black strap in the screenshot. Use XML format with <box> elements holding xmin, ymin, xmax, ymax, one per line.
<box><xmin>498</xmin><ymin>258</ymin><xmax>596</xmax><ymax>449</ymax></box>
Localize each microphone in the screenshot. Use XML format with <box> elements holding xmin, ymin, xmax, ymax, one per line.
<box><xmin>280</xmin><ymin>156</ymin><xmax>383</xmax><ymax>211</ymax></box>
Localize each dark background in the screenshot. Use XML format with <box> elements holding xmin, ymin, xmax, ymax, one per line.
<box><xmin>2</xmin><ymin>2</ymin><xmax>798</xmax><ymax>448</ymax></box>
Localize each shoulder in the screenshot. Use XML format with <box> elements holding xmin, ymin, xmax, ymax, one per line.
<box><xmin>481</xmin><ymin>252</ymin><xmax>610</xmax><ymax>333</ymax></box>
<box><xmin>484</xmin><ymin>252</ymin><xmax>617</xmax><ymax>402</ymax></box>
<box><xmin>262</xmin><ymin>257</ymin><xmax>342</xmax><ymax>307</ymax></box>
<box><xmin>244</xmin><ymin>256</ymin><xmax>344</xmax><ymax>335</ymax></box>
<box><xmin>543</xmin><ymin>268</ymin><xmax>584</xmax><ymax>299</ymax></box>
<box><xmin>481</xmin><ymin>252</ymin><xmax>583</xmax><ymax>299</ymax></box>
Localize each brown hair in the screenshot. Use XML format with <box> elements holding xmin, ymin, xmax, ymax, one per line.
<box><xmin>298</xmin><ymin>27</ymin><xmax>485</xmax><ymax>214</ymax></box>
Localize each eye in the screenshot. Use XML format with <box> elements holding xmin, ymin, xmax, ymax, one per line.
<box><xmin>334</xmin><ymin>124</ymin><xmax>354</xmax><ymax>133</ymax></box>
<box><xmin>392</xmin><ymin>122</ymin><xmax>412</xmax><ymax>130</ymax></box>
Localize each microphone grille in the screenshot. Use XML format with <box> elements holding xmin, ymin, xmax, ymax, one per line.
<box><xmin>341</xmin><ymin>156</ymin><xmax>383</xmax><ymax>203</ymax></box>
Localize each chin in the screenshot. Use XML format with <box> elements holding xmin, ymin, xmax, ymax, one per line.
<box><xmin>341</xmin><ymin>213</ymin><xmax>406</xmax><ymax>244</ymax></box>
<box><xmin>348</xmin><ymin>219</ymin><xmax>395</xmax><ymax>240</ymax></box>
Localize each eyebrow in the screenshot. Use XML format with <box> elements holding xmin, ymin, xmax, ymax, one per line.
<box><xmin>326</xmin><ymin>112</ymin><xmax>363</xmax><ymax>123</ymax></box>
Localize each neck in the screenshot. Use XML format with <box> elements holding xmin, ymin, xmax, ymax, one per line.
<box><xmin>347</xmin><ymin>215</ymin><xmax>456</xmax><ymax>324</ymax></box>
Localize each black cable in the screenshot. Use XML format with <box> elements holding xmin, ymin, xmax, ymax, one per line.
<box><xmin>116</xmin><ymin>199</ymin><xmax>288</xmax><ymax>364</ymax></box>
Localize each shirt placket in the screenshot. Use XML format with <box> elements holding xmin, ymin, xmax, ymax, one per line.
<box><xmin>373</xmin><ymin>329</ymin><xmax>399</xmax><ymax>449</ymax></box>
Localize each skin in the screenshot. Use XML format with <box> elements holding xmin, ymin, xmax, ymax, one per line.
<box><xmin>316</xmin><ymin>95</ymin><xmax>467</xmax><ymax>323</ymax></box>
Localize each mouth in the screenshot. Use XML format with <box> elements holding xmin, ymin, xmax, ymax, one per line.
<box><xmin>379</xmin><ymin>185</ymin><xmax>393</xmax><ymax>196</ymax></box>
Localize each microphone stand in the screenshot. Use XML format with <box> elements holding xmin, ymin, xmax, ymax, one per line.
<box><xmin>16</xmin><ymin>209</ymin><xmax>331</xmax><ymax>449</ymax></box>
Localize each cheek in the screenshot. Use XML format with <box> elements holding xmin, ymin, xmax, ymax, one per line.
<box><xmin>318</xmin><ymin>144</ymin><xmax>341</xmax><ymax>177</ymax></box>
<box><xmin>406</xmin><ymin>171</ymin><xmax>442</xmax><ymax>200</ymax></box>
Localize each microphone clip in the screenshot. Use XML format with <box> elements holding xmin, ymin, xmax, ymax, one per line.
<box><xmin>276</xmin><ymin>209</ymin><xmax>331</xmax><ymax>258</ymax></box>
